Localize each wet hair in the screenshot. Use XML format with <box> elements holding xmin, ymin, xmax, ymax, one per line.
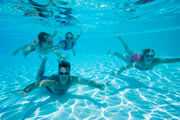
<box><xmin>58</xmin><ymin>60</ymin><xmax>71</xmax><ymax>74</ymax></box>
<box><xmin>142</xmin><ymin>48</ymin><xmax>155</xmax><ymax>60</ymax></box>
<box><xmin>38</xmin><ymin>32</ymin><xmax>50</xmax><ymax>46</ymax></box>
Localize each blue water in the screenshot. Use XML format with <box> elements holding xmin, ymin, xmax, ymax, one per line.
<box><xmin>0</xmin><ymin>0</ymin><xmax>180</xmax><ymax>120</ymax></box>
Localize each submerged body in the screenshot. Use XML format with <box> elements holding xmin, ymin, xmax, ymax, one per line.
<box><xmin>56</xmin><ymin>32</ymin><xmax>80</xmax><ymax>56</ymax></box>
<box><xmin>22</xmin><ymin>58</ymin><xmax>104</xmax><ymax>95</ymax></box>
<box><xmin>12</xmin><ymin>31</ymin><xmax>65</xmax><ymax>58</ymax></box>
<box><xmin>111</xmin><ymin>35</ymin><xmax>180</xmax><ymax>75</ymax></box>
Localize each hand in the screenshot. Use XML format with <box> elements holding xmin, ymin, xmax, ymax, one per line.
<box><xmin>17</xmin><ymin>90</ymin><xmax>28</xmax><ymax>97</ymax></box>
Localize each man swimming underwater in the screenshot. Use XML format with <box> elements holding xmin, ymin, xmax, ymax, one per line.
<box><xmin>22</xmin><ymin>58</ymin><xmax>105</xmax><ymax>95</ymax></box>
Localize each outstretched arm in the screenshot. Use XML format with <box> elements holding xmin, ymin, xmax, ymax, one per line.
<box><xmin>117</xmin><ymin>35</ymin><xmax>133</xmax><ymax>55</ymax></box>
<box><xmin>72</xmin><ymin>76</ymin><xmax>105</xmax><ymax>90</ymax></box>
<box><xmin>12</xmin><ymin>40</ymin><xmax>37</xmax><ymax>56</ymax></box>
<box><xmin>113</xmin><ymin>52</ymin><xmax>128</xmax><ymax>62</ymax></box>
<box><xmin>36</xmin><ymin>58</ymin><xmax>47</xmax><ymax>81</ymax></box>
<box><xmin>12</xmin><ymin>46</ymin><xmax>25</xmax><ymax>55</ymax></box>
<box><xmin>23</xmin><ymin>79</ymin><xmax>57</xmax><ymax>94</ymax></box>
<box><xmin>156</xmin><ymin>58</ymin><xmax>180</xmax><ymax>64</ymax></box>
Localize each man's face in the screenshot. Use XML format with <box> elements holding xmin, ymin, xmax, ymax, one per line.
<box><xmin>59</xmin><ymin>67</ymin><xmax>69</xmax><ymax>84</ymax></box>
<box><xmin>60</xmin><ymin>67</ymin><xmax>67</xmax><ymax>74</ymax></box>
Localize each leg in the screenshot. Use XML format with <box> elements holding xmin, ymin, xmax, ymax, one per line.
<box><xmin>12</xmin><ymin>44</ymin><xmax>36</xmax><ymax>57</ymax></box>
<box><xmin>116</xmin><ymin>64</ymin><xmax>133</xmax><ymax>75</ymax></box>
<box><xmin>117</xmin><ymin>36</ymin><xmax>133</xmax><ymax>55</ymax></box>
<box><xmin>53</xmin><ymin>50</ymin><xmax>66</xmax><ymax>60</ymax></box>
<box><xmin>113</xmin><ymin>52</ymin><xmax>129</xmax><ymax>63</ymax></box>
<box><xmin>23</xmin><ymin>80</ymin><xmax>57</xmax><ymax>93</ymax></box>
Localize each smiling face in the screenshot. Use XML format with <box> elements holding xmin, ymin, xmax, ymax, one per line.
<box><xmin>59</xmin><ymin>66</ymin><xmax>69</xmax><ymax>84</ymax></box>
<box><xmin>58</xmin><ymin>60</ymin><xmax>71</xmax><ymax>75</ymax></box>
<box><xmin>59</xmin><ymin>67</ymin><xmax>69</xmax><ymax>75</ymax></box>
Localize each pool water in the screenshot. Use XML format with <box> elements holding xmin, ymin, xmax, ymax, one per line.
<box><xmin>0</xmin><ymin>0</ymin><xmax>180</xmax><ymax>120</ymax></box>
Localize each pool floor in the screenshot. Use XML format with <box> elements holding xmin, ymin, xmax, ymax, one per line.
<box><xmin>0</xmin><ymin>55</ymin><xmax>179</xmax><ymax>120</ymax></box>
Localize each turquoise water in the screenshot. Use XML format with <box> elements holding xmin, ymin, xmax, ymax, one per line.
<box><xmin>0</xmin><ymin>0</ymin><xmax>180</xmax><ymax>120</ymax></box>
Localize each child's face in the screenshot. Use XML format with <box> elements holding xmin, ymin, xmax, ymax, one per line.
<box><xmin>65</xmin><ymin>33</ymin><xmax>73</xmax><ymax>41</ymax></box>
<box><xmin>143</xmin><ymin>54</ymin><xmax>155</xmax><ymax>64</ymax></box>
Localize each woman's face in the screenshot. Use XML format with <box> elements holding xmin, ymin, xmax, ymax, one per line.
<box><xmin>143</xmin><ymin>53</ymin><xmax>155</xmax><ymax>64</ymax></box>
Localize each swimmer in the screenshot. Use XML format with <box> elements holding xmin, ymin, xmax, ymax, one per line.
<box><xmin>12</xmin><ymin>31</ymin><xmax>58</xmax><ymax>57</ymax></box>
<box><xmin>56</xmin><ymin>32</ymin><xmax>80</xmax><ymax>56</ymax></box>
<box><xmin>110</xmin><ymin>35</ymin><xmax>180</xmax><ymax>75</ymax></box>
<box><xmin>21</xmin><ymin>58</ymin><xmax>105</xmax><ymax>95</ymax></box>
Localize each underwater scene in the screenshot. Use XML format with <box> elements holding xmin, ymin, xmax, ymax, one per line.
<box><xmin>0</xmin><ymin>0</ymin><xmax>180</xmax><ymax>120</ymax></box>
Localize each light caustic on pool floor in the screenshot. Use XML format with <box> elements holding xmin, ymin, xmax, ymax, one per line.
<box><xmin>0</xmin><ymin>56</ymin><xmax>180</xmax><ymax>120</ymax></box>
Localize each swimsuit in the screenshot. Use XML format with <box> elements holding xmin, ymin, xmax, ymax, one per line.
<box><xmin>125</xmin><ymin>53</ymin><xmax>142</xmax><ymax>63</ymax></box>
<box><xmin>41</xmin><ymin>75</ymin><xmax>71</xmax><ymax>95</ymax></box>
<box><xmin>59</xmin><ymin>40</ymin><xmax>75</xmax><ymax>50</ymax></box>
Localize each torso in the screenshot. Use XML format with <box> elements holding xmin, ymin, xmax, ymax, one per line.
<box><xmin>37</xmin><ymin>43</ymin><xmax>54</xmax><ymax>55</ymax></box>
<box><xmin>60</xmin><ymin>40</ymin><xmax>75</xmax><ymax>50</ymax></box>
<box><xmin>125</xmin><ymin>53</ymin><xmax>142</xmax><ymax>64</ymax></box>
<box><xmin>47</xmin><ymin>74</ymin><xmax>72</xmax><ymax>94</ymax></box>
<box><xmin>134</xmin><ymin>59</ymin><xmax>158</xmax><ymax>71</ymax></box>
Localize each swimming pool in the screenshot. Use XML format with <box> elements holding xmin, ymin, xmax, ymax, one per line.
<box><xmin>0</xmin><ymin>0</ymin><xmax>180</xmax><ymax>120</ymax></box>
